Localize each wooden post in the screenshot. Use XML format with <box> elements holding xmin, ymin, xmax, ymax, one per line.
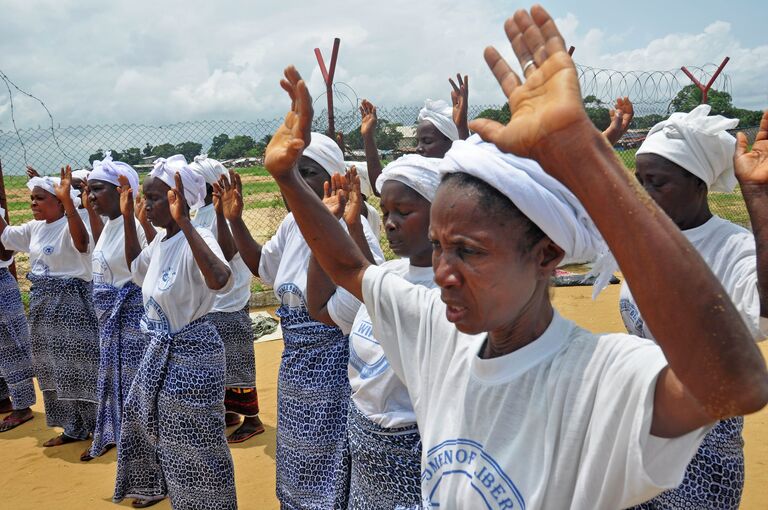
<box><xmin>0</xmin><ymin>158</ymin><xmax>18</xmax><ymax>279</ymax></box>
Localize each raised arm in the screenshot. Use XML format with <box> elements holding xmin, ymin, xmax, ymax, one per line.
<box><xmin>735</xmin><ymin>111</ymin><xmax>768</xmax><ymax>319</ymax></box>
<box><xmin>359</xmin><ymin>99</ymin><xmax>384</xmax><ymax>197</ymax></box>
<box><xmin>80</xmin><ymin>182</ymin><xmax>105</xmax><ymax>243</ymax></box>
<box><xmin>118</xmin><ymin>175</ymin><xmax>143</xmax><ymax>267</ymax></box>
<box><xmin>54</xmin><ymin>166</ymin><xmax>89</xmax><ymax>253</ymax></box>
<box><xmin>211</xmin><ymin>180</ymin><xmax>238</xmax><ymax>261</ymax></box>
<box><xmin>217</xmin><ymin>170</ymin><xmax>262</xmax><ymax>275</ymax></box>
<box><xmin>169</xmin><ymin>172</ymin><xmax>231</xmax><ymax>290</ymax></box>
<box><xmin>450</xmin><ymin>73</ymin><xmax>470</xmax><ymax>140</ymax></box>
<box><xmin>469</xmin><ymin>6</ymin><xmax>768</xmax><ymax>437</ymax></box>
<box><xmin>264</xmin><ymin>67</ymin><xmax>371</xmax><ymax>301</ymax></box>
<box><xmin>602</xmin><ymin>96</ymin><xmax>634</xmax><ymax>146</ymax></box>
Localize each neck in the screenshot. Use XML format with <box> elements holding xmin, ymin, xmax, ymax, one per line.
<box><xmin>163</xmin><ymin>220</ymin><xmax>181</xmax><ymax>239</ymax></box>
<box><xmin>483</xmin><ymin>283</ymin><xmax>554</xmax><ymax>359</ymax></box>
<box><xmin>46</xmin><ymin>211</ymin><xmax>65</xmax><ymax>224</ymax></box>
<box><xmin>677</xmin><ymin>204</ymin><xmax>712</xmax><ymax>231</ymax></box>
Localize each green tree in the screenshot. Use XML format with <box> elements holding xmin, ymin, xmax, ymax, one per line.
<box><xmin>218</xmin><ymin>135</ymin><xmax>256</xmax><ymax>159</ymax></box>
<box><xmin>88</xmin><ymin>150</ymin><xmax>104</xmax><ymax>164</ymax></box>
<box><xmin>151</xmin><ymin>143</ymin><xmax>177</xmax><ymax>158</ymax></box>
<box><xmin>345</xmin><ymin>120</ymin><xmax>403</xmax><ymax>151</ymax></box>
<box><xmin>633</xmin><ymin>114</ymin><xmax>667</xmax><ymax>129</ymax></box>
<box><xmin>583</xmin><ymin>96</ymin><xmax>610</xmax><ymax>130</ymax></box>
<box><xmin>476</xmin><ymin>104</ymin><xmax>511</xmax><ymax>124</ymax></box>
<box><xmin>671</xmin><ymin>84</ymin><xmax>734</xmax><ymax>116</ymax></box>
<box><xmin>143</xmin><ymin>143</ymin><xmax>154</xmax><ymax>156</ymax></box>
<box><xmin>246</xmin><ymin>135</ymin><xmax>272</xmax><ymax>158</ymax></box>
<box><xmin>175</xmin><ymin>141</ymin><xmax>202</xmax><ymax>162</ymax></box>
<box><xmin>208</xmin><ymin>133</ymin><xmax>230</xmax><ymax>158</ymax></box>
<box><xmin>121</xmin><ymin>147</ymin><xmax>143</xmax><ymax>165</ymax></box>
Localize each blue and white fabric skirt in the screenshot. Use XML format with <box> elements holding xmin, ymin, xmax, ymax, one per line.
<box><xmin>90</xmin><ymin>282</ymin><xmax>148</xmax><ymax>457</ymax></box>
<box><xmin>113</xmin><ymin>316</ymin><xmax>237</xmax><ymax>510</ymax></box>
<box><xmin>347</xmin><ymin>401</ymin><xmax>422</xmax><ymax>510</ymax></box>
<box><xmin>206</xmin><ymin>305</ymin><xmax>255</xmax><ymax>388</ymax></box>
<box><xmin>0</xmin><ymin>267</ymin><xmax>35</xmax><ymax>410</ymax></box>
<box><xmin>275</xmin><ymin>304</ymin><xmax>351</xmax><ymax>510</ymax></box>
<box><xmin>28</xmin><ymin>273</ymin><xmax>99</xmax><ymax>439</ymax></box>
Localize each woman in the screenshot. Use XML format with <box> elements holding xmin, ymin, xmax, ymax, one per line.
<box><xmin>188</xmin><ymin>154</ymin><xmax>264</xmax><ymax>443</ymax></box>
<box><xmin>217</xmin><ymin>133</ymin><xmax>383</xmax><ymax>509</ymax></box>
<box><xmin>307</xmin><ymin>155</ymin><xmax>441</xmax><ymax>508</ymax></box>
<box><xmin>0</xmin><ymin>168</ymin><xmax>99</xmax><ymax>447</ymax></box>
<box><xmin>620</xmin><ymin>106</ymin><xmax>768</xmax><ymax>509</ymax></box>
<box><xmin>260</xmin><ymin>8</ymin><xmax>768</xmax><ymax>508</ymax></box>
<box><xmin>0</xmin><ymin>206</ymin><xmax>35</xmax><ymax>432</ymax></box>
<box><xmin>112</xmin><ymin>155</ymin><xmax>237</xmax><ymax>510</ymax></box>
<box><xmin>85</xmin><ymin>154</ymin><xmax>156</xmax><ymax>461</ymax></box>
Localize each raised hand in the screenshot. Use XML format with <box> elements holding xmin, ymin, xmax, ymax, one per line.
<box><xmin>469</xmin><ymin>7</ymin><xmax>591</xmax><ymax>164</ymax></box>
<box><xmin>26</xmin><ymin>165</ymin><xmax>40</xmax><ymax>179</ymax></box>
<box><xmin>343</xmin><ymin>166</ymin><xmax>364</xmax><ymax>227</ymax></box>
<box><xmin>264</xmin><ymin>66</ymin><xmax>314</xmax><ymax>178</ymax></box>
<box><xmin>360</xmin><ymin>99</ymin><xmax>378</xmax><ymax>138</ymax></box>
<box><xmin>135</xmin><ymin>194</ymin><xmax>147</xmax><ymax>223</ymax></box>
<box><xmin>54</xmin><ymin>165</ymin><xmax>75</xmax><ymax>207</ymax></box>
<box><xmin>734</xmin><ymin>111</ymin><xmax>768</xmax><ymax>185</ymax></box>
<box><xmin>168</xmin><ymin>172</ymin><xmax>190</xmax><ymax>223</ymax></box>
<box><xmin>81</xmin><ymin>182</ymin><xmax>93</xmax><ymax>211</ymax></box>
<box><xmin>117</xmin><ymin>175</ymin><xmax>135</xmax><ymax>218</ymax></box>
<box><xmin>215</xmin><ymin>170</ymin><xmax>245</xmax><ymax>221</ymax></box>
<box><xmin>603</xmin><ymin>97</ymin><xmax>634</xmax><ymax>145</ymax></box>
<box><xmin>450</xmin><ymin>73</ymin><xmax>470</xmax><ymax>139</ymax></box>
<box><xmin>322</xmin><ymin>173</ymin><xmax>347</xmax><ymax>220</ymax></box>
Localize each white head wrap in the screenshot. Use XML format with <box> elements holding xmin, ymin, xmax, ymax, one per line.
<box><xmin>27</xmin><ymin>176</ymin><xmax>81</xmax><ymax>208</ymax></box>
<box><xmin>636</xmin><ymin>104</ymin><xmax>739</xmax><ymax>192</ymax></box>
<box><xmin>188</xmin><ymin>154</ymin><xmax>228</xmax><ymax>185</ymax></box>
<box><xmin>71</xmin><ymin>169</ymin><xmax>91</xmax><ymax>181</ymax></box>
<box><xmin>345</xmin><ymin>161</ymin><xmax>373</xmax><ymax>197</ymax></box>
<box><xmin>376</xmin><ymin>154</ymin><xmax>443</xmax><ymax>202</ymax></box>
<box><xmin>418</xmin><ymin>99</ymin><xmax>459</xmax><ymax>141</ymax></box>
<box><xmin>149</xmin><ymin>154</ymin><xmax>207</xmax><ymax>211</ymax></box>
<box><xmin>440</xmin><ymin>135</ymin><xmax>611</xmax><ymax>294</ymax></box>
<box><xmin>302</xmin><ymin>133</ymin><xmax>345</xmax><ymax>176</ymax></box>
<box><xmin>90</xmin><ymin>151</ymin><xmax>140</xmax><ymax>192</ymax></box>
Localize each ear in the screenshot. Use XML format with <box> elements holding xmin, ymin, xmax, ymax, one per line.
<box><xmin>533</xmin><ymin>236</ymin><xmax>565</xmax><ymax>280</ymax></box>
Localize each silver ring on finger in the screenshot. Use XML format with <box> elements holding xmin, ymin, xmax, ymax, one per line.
<box><xmin>522</xmin><ymin>59</ymin><xmax>536</xmax><ymax>76</ymax></box>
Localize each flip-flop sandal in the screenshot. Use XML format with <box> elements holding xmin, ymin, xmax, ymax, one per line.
<box><xmin>43</xmin><ymin>433</ymin><xmax>82</xmax><ymax>447</ymax></box>
<box><xmin>81</xmin><ymin>442</ymin><xmax>114</xmax><ymax>461</ymax></box>
<box><xmin>132</xmin><ymin>497</ymin><xmax>164</xmax><ymax>508</ymax></box>
<box><xmin>227</xmin><ymin>424</ymin><xmax>266</xmax><ymax>444</ymax></box>
<box><xmin>0</xmin><ymin>413</ymin><xmax>33</xmax><ymax>432</ymax></box>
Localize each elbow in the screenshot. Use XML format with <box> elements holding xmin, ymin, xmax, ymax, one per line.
<box><xmin>735</xmin><ymin>376</ymin><xmax>768</xmax><ymax>416</ymax></box>
<box><xmin>208</xmin><ymin>267</ymin><xmax>231</xmax><ymax>291</ymax></box>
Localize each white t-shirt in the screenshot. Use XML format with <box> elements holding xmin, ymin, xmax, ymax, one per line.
<box><xmin>191</xmin><ymin>204</ymin><xmax>251</xmax><ymax>312</ymax></box>
<box><xmin>620</xmin><ymin>215</ymin><xmax>767</xmax><ymax>340</ymax></box>
<box><xmin>329</xmin><ymin>258</ymin><xmax>435</xmax><ymax>428</ymax></box>
<box><xmin>364</xmin><ymin>202</ymin><xmax>381</xmax><ymax>238</ymax></box>
<box><xmin>362</xmin><ymin>264</ymin><xmax>709</xmax><ymax>510</ymax></box>
<box><xmin>1</xmin><ymin>216</ymin><xmax>92</xmax><ymax>281</ymax></box>
<box><xmin>93</xmin><ymin>216</ymin><xmax>147</xmax><ymax>288</ymax></box>
<box><xmin>131</xmin><ymin>228</ymin><xmax>233</xmax><ymax>334</ymax></box>
<box><xmin>258</xmin><ymin>212</ymin><xmax>384</xmax><ymax>312</ymax></box>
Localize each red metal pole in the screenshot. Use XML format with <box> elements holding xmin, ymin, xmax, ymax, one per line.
<box><xmin>0</xmin><ymin>158</ymin><xmax>18</xmax><ymax>279</ymax></box>
<box><xmin>314</xmin><ymin>38</ymin><xmax>341</xmax><ymax>141</ymax></box>
<box><xmin>568</xmin><ymin>46</ymin><xmax>575</xmax><ymax>56</ymax></box>
<box><xmin>681</xmin><ymin>56</ymin><xmax>730</xmax><ymax>105</ymax></box>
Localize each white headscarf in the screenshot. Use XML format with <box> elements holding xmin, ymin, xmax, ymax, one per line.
<box><xmin>188</xmin><ymin>154</ymin><xmax>228</xmax><ymax>185</ymax></box>
<box><xmin>418</xmin><ymin>99</ymin><xmax>459</xmax><ymax>141</ymax></box>
<box><xmin>27</xmin><ymin>176</ymin><xmax>81</xmax><ymax>208</ymax></box>
<box><xmin>303</xmin><ymin>132</ymin><xmax>345</xmax><ymax>176</ymax></box>
<box><xmin>345</xmin><ymin>161</ymin><xmax>373</xmax><ymax>197</ymax></box>
<box><xmin>440</xmin><ymin>135</ymin><xmax>611</xmax><ymax>293</ymax></box>
<box><xmin>636</xmin><ymin>104</ymin><xmax>739</xmax><ymax>192</ymax></box>
<box><xmin>150</xmin><ymin>154</ymin><xmax>207</xmax><ymax>211</ymax></box>
<box><xmin>71</xmin><ymin>169</ymin><xmax>91</xmax><ymax>181</ymax></box>
<box><xmin>90</xmin><ymin>151</ymin><xmax>140</xmax><ymax>192</ymax></box>
<box><xmin>376</xmin><ymin>154</ymin><xmax>443</xmax><ymax>202</ymax></box>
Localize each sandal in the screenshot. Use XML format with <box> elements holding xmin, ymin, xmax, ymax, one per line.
<box><xmin>43</xmin><ymin>433</ymin><xmax>83</xmax><ymax>447</ymax></box>
<box><xmin>0</xmin><ymin>412</ymin><xmax>33</xmax><ymax>432</ymax></box>
<box><xmin>132</xmin><ymin>497</ymin><xmax>164</xmax><ymax>508</ymax></box>
<box><xmin>227</xmin><ymin>422</ymin><xmax>265</xmax><ymax>444</ymax></box>
<box><xmin>81</xmin><ymin>442</ymin><xmax>114</xmax><ymax>461</ymax></box>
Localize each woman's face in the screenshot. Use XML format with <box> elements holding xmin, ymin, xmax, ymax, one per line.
<box><xmin>635</xmin><ymin>153</ymin><xmax>708</xmax><ymax>229</ymax></box>
<box><xmin>429</xmin><ymin>182</ymin><xmax>550</xmax><ymax>335</ymax></box>
<box><xmin>87</xmin><ymin>179</ymin><xmax>120</xmax><ymax>218</ymax></box>
<box><xmin>30</xmin><ymin>187</ymin><xmax>63</xmax><ymax>222</ymax></box>
<box><xmin>416</xmin><ymin>121</ymin><xmax>453</xmax><ymax>158</ymax></box>
<box><xmin>142</xmin><ymin>177</ymin><xmax>172</xmax><ymax>228</ymax></box>
<box><xmin>282</xmin><ymin>156</ymin><xmax>332</xmax><ymax>211</ymax></box>
<box><xmin>380</xmin><ymin>181</ymin><xmax>432</xmax><ymax>267</ymax></box>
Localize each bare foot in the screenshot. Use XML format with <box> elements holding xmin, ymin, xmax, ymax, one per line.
<box><xmin>225</xmin><ymin>412</ymin><xmax>241</xmax><ymax>427</ymax></box>
<box><xmin>43</xmin><ymin>433</ymin><xmax>84</xmax><ymax>447</ymax></box>
<box><xmin>0</xmin><ymin>408</ymin><xmax>33</xmax><ymax>432</ymax></box>
<box><xmin>132</xmin><ymin>497</ymin><xmax>164</xmax><ymax>508</ymax></box>
<box><xmin>227</xmin><ymin>416</ymin><xmax>265</xmax><ymax>444</ymax></box>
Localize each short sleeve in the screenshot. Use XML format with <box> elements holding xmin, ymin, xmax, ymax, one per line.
<box><xmin>131</xmin><ymin>242</ymin><xmax>155</xmax><ymax>286</ymax></box>
<box><xmin>575</xmin><ymin>336</ymin><xmax>710</xmax><ymax>508</ymax></box>
<box><xmin>258</xmin><ymin>215</ymin><xmax>291</xmax><ymax>286</ymax></box>
<box><xmin>362</xmin><ymin>264</ymin><xmax>439</xmax><ymax>396</ymax></box>
<box><xmin>327</xmin><ymin>286</ymin><xmax>363</xmax><ymax>334</ymax></box>
<box><xmin>1</xmin><ymin>223</ymin><xmax>33</xmax><ymax>253</ymax></box>
<box><xmin>197</xmin><ymin>228</ymin><xmax>233</xmax><ymax>295</ymax></box>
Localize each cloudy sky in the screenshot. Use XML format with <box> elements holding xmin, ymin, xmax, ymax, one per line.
<box><xmin>0</xmin><ymin>0</ymin><xmax>766</xmax><ymax>131</ymax></box>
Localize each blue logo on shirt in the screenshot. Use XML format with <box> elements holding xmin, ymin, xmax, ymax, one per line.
<box><xmin>277</xmin><ymin>282</ymin><xmax>306</xmax><ymax>309</ymax></box>
<box><xmin>141</xmin><ymin>297</ymin><xmax>170</xmax><ymax>334</ymax></box>
<box><xmin>42</xmin><ymin>245</ymin><xmax>55</xmax><ymax>255</ymax></box>
<box><xmin>92</xmin><ymin>251</ymin><xmax>112</xmax><ymax>285</ymax></box>
<box><xmin>349</xmin><ymin>319</ymin><xmax>390</xmax><ymax>379</ymax></box>
<box><xmin>422</xmin><ymin>439</ymin><xmax>525</xmax><ymax>509</ymax></box>
<box><xmin>157</xmin><ymin>268</ymin><xmax>177</xmax><ymax>291</ymax></box>
<box><xmin>30</xmin><ymin>258</ymin><xmax>50</xmax><ymax>276</ymax></box>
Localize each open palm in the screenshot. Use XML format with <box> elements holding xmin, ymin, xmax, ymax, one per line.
<box><xmin>734</xmin><ymin>112</ymin><xmax>768</xmax><ymax>185</ymax></box>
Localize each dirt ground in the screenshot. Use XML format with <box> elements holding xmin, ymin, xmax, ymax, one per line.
<box><xmin>1</xmin><ymin>284</ymin><xmax>766</xmax><ymax>509</ymax></box>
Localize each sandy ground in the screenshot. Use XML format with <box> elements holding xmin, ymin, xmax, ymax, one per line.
<box><xmin>1</xmin><ymin>284</ymin><xmax>766</xmax><ymax>509</ymax></box>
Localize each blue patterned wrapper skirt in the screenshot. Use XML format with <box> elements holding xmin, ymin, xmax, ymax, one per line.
<box><xmin>113</xmin><ymin>316</ymin><xmax>237</xmax><ymax>510</ymax></box>
<box><xmin>28</xmin><ymin>273</ymin><xmax>99</xmax><ymax>439</ymax></box>
<box><xmin>206</xmin><ymin>305</ymin><xmax>256</xmax><ymax>388</ymax></box>
<box><xmin>631</xmin><ymin>417</ymin><xmax>744</xmax><ymax>510</ymax></box>
<box><xmin>0</xmin><ymin>268</ymin><xmax>35</xmax><ymax>410</ymax></box>
<box><xmin>275</xmin><ymin>305</ymin><xmax>351</xmax><ymax>510</ymax></box>
<box><xmin>89</xmin><ymin>282</ymin><xmax>149</xmax><ymax>457</ymax></box>
<box><xmin>347</xmin><ymin>400</ymin><xmax>423</xmax><ymax>510</ymax></box>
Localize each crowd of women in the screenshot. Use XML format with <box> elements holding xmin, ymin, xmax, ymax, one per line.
<box><xmin>2</xmin><ymin>5</ymin><xmax>768</xmax><ymax>509</ymax></box>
